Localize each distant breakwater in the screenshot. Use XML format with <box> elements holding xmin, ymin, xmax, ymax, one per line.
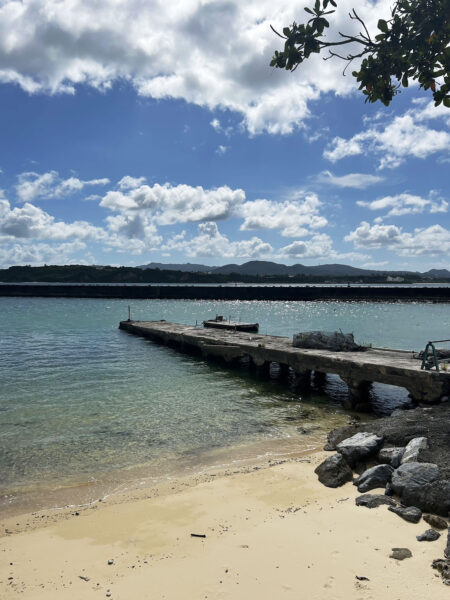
<box><xmin>1</xmin><ymin>284</ymin><xmax>449</xmax><ymax>302</ymax></box>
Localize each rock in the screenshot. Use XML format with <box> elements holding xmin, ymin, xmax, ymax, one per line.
<box><xmin>423</xmin><ymin>514</ymin><xmax>448</xmax><ymax>530</ymax></box>
<box><xmin>107</xmin><ymin>559</ymin><xmax>114</xmax><ymax>565</ymax></box>
<box><xmin>336</xmin><ymin>432</ymin><xmax>383</xmax><ymax>467</ymax></box>
<box><xmin>388</xmin><ymin>505</ymin><xmax>422</xmax><ymax>523</ymax></box>
<box><xmin>445</xmin><ymin>528</ymin><xmax>450</xmax><ymax>559</ymax></box>
<box><xmin>354</xmin><ymin>464</ymin><xmax>394</xmax><ymax>493</ymax></box>
<box><xmin>378</xmin><ymin>447</ymin><xmax>405</xmax><ymax>468</ymax></box>
<box><xmin>391</xmin><ymin>464</ymin><xmax>450</xmax><ymax>516</ymax></box>
<box><xmin>385</xmin><ymin>482</ymin><xmax>394</xmax><ymax>496</ymax></box>
<box><xmin>431</xmin><ymin>559</ymin><xmax>450</xmax><ymax>586</ymax></box>
<box><xmin>401</xmin><ymin>437</ymin><xmax>428</xmax><ymax>464</ymax></box>
<box><xmin>355</xmin><ymin>494</ymin><xmax>396</xmax><ymax>509</ymax></box>
<box><xmin>390</xmin><ymin>548</ymin><xmax>412</xmax><ymax>560</ymax></box>
<box><xmin>314</xmin><ymin>454</ymin><xmax>353</xmax><ymax>488</ymax></box>
<box><xmin>391</xmin><ymin>462</ymin><xmax>440</xmax><ymax>496</ymax></box>
<box><xmin>416</xmin><ymin>529</ymin><xmax>441</xmax><ymax>542</ymax></box>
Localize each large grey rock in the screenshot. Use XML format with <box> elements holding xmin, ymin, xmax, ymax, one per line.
<box><xmin>355</xmin><ymin>494</ymin><xmax>396</xmax><ymax>509</ymax></box>
<box><xmin>416</xmin><ymin>529</ymin><xmax>441</xmax><ymax>542</ymax></box>
<box><xmin>391</xmin><ymin>462</ymin><xmax>440</xmax><ymax>496</ymax></box>
<box><xmin>378</xmin><ymin>447</ymin><xmax>405</xmax><ymax>468</ymax></box>
<box><xmin>336</xmin><ymin>432</ymin><xmax>383</xmax><ymax>467</ymax></box>
<box><xmin>388</xmin><ymin>505</ymin><xmax>422</xmax><ymax>523</ymax></box>
<box><xmin>423</xmin><ymin>514</ymin><xmax>448</xmax><ymax>530</ymax></box>
<box><xmin>314</xmin><ymin>454</ymin><xmax>353</xmax><ymax>488</ymax></box>
<box><xmin>401</xmin><ymin>437</ymin><xmax>428</xmax><ymax>464</ymax></box>
<box><xmin>354</xmin><ymin>464</ymin><xmax>394</xmax><ymax>493</ymax></box>
<box><xmin>293</xmin><ymin>331</ymin><xmax>361</xmax><ymax>351</ymax></box>
<box><xmin>391</xmin><ymin>463</ymin><xmax>449</xmax><ymax>516</ymax></box>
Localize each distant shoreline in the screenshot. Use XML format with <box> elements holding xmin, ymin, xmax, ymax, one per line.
<box><xmin>1</xmin><ymin>283</ymin><xmax>449</xmax><ymax>301</ymax></box>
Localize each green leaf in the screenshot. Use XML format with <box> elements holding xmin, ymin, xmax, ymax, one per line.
<box><xmin>443</xmin><ymin>97</ymin><xmax>450</xmax><ymax>108</ymax></box>
<box><xmin>283</xmin><ymin>27</ymin><xmax>291</xmax><ymax>36</ymax></box>
<box><xmin>402</xmin><ymin>74</ymin><xmax>408</xmax><ymax>87</ymax></box>
<box><xmin>314</xmin><ymin>0</ymin><xmax>320</xmax><ymax>14</ymax></box>
<box><xmin>377</xmin><ymin>19</ymin><xmax>388</xmax><ymax>33</ymax></box>
<box><xmin>304</xmin><ymin>7</ymin><xmax>314</xmax><ymax>14</ymax></box>
<box><xmin>330</xmin><ymin>0</ymin><xmax>337</xmax><ymax>5</ymax></box>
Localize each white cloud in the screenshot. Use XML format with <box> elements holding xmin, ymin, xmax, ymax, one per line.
<box><xmin>324</xmin><ymin>102</ymin><xmax>450</xmax><ymax>169</ymax></box>
<box><xmin>100</xmin><ymin>182</ymin><xmax>244</xmax><ymax>224</ymax></box>
<box><xmin>118</xmin><ymin>175</ymin><xmax>147</xmax><ymax>190</ymax></box>
<box><xmin>345</xmin><ymin>221</ymin><xmax>450</xmax><ymax>256</ymax></box>
<box><xmin>279</xmin><ymin>233</ymin><xmax>369</xmax><ymax>262</ymax></box>
<box><xmin>16</xmin><ymin>171</ymin><xmax>109</xmax><ymax>202</ymax></box>
<box><xmin>164</xmin><ymin>221</ymin><xmax>272</xmax><ymax>259</ymax></box>
<box><xmin>0</xmin><ymin>198</ymin><xmax>105</xmax><ymax>241</ymax></box>
<box><xmin>216</xmin><ymin>145</ymin><xmax>229</xmax><ymax>155</ymax></box>
<box><xmin>104</xmin><ymin>213</ymin><xmax>162</xmax><ymax>254</ymax></box>
<box><xmin>357</xmin><ymin>192</ymin><xmax>448</xmax><ymax>217</ymax></box>
<box><xmin>0</xmin><ymin>241</ymin><xmax>87</xmax><ymax>268</ymax></box>
<box><xmin>316</xmin><ymin>170</ymin><xmax>384</xmax><ymax>189</ymax></box>
<box><xmin>0</xmin><ymin>0</ymin><xmax>392</xmax><ymax>135</ymax></box>
<box><xmin>240</xmin><ymin>193</ymin><xmax>327</xmax><ymax>237</ymax></box>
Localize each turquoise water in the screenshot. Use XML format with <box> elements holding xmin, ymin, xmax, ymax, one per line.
<box><xmin>1</xmin><ymin>297</ymin><xmax>449</xmax><ymax>515</ymax></box>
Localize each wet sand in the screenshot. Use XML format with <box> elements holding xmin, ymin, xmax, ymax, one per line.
<box><xmin>1</xmin><ymin>449</ymin><xmax>447</xmax><ymax>599</ymax></box>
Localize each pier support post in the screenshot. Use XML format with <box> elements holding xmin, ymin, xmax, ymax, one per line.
<box><xmin>313</xmin><ymin>371</ymin><xmax>327</xmax><ymax>388</ymax></box>
<box><xmin>293</xmin><ymin>369</ymin><xmax>312</xmax><ymax>392</ymax></box>
<box><xmin>278</xmin><ymin>363</ymin><xmax>291</xmax><ymax>380</ymax></box>
<box><xmin>250</xmin><ymin>358</ymin><xmax>271</xmax><ymax>379</ymax></box>
<box><xmin>342</xmin><ymin>378</ymin><xmax>372</xmax><ymax>411</ymax></box>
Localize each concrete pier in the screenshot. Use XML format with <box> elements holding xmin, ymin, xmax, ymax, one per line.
<box><xmin>119</xmin><ymin>320</ymin><xmax>450</xmax><ymax>408</ymax></box>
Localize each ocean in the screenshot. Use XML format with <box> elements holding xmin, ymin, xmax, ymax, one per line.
<box><xmin>1</xmin><ymin>297</ymin><xmax>449</xmax><ymax>516</ymax></box>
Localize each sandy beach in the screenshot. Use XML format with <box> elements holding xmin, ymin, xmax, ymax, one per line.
<box><xmin>1</xmin><ymin>449</ymin><xmax>447</xmax><ymax>600</ymax></box>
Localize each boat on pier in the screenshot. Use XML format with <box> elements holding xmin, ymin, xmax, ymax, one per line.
<box><xmin>203</xmin><ymin>316</ymin><xmax>259</xmax><ymax>332</ymax></box>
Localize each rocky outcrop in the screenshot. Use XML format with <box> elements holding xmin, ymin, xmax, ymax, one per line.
<box><xmin>378</xmin><ymin>447</ymin><xmax>404</xmax><ymax>468</ymax></box>
<box><xmin>401</xmin><ymin>437</ymin><xmax>428</xmax><ymax>464</ymax></box>
<box><xmin>423</xmin><ymin>514</ymin><xmax>448</xmax><ymax>530</ymax></box>
<box><xmin>354</xmin><ymin>464</ymin><xmax>394</xmax><ymax>493</ymax></box>
<box><xmin>336</xmin><ymin>432</ymin><xmax>383</xmax><ymax>467</ymax></box>
<box><xmin>314</xmin><ymin>454</ymin><xmax>353</xmax><ymax>488</ymax></box>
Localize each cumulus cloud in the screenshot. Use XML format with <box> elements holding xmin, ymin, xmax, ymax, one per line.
<box><xmin>279</xmin><ymin>233</ymin><xmax>369</xmax><ymax>262</ymax></box>
<box><xmin>240</xmin><ymin>193</ymin><xmax>327</xmax><ymax>237</ymax></box>
<box><xmin>216</xmin><ymin>145</ymin><xmax>229</xmax><ymax>155</ymax></box>
<box><xmin>16</xmin><ymin>171</ymin><xmax>109</xmax><ymax>202</ymax></box>
<box><xmin>324</xmin><ymin>102</ymin><xmax>450</xmax><ymax>169</ymax></box>
<box><xmin>0</xmin><ymin>0</ymin><xmax>391</xmax><ymax>135</ymax></box>
<box><xmin>104</xmin><ymin>213</ymin><xmax>162</xmax><ymax>254</ymax></box>
<box><xmin>357</xmin><ymin>192</ymin><xmax>448</xmax><ymax>217</ymax></box>
<box><xmin>345</xmin><ymin>221</ymin><xmax>450</xmax><ymax>256</ymax></box>
<box><xmin>100</xmin><ymin>182</ymin><xmax>244</xmax><ymax>224</ymax></box>
<box><xmin>316</xmin><ymin>170</ymin><xmax>384</xmax><ymax>189</ymax></box>
<box><xmin>118</xmin><ymin>175</ymin><xmax>147</xmax><ymax>190</ymax></box>
<box><xmin>0</xmin><ymin>241</ymin><xmax>87</xmax><ymax>268</ymax></box>
<box><xmin>0</xmin><ymin>198</ymin><xmax>105</xmax><ymax>241</ymax></box>
<box><xmin>164</xmin><ymin>221</ymin><xmax>272</xmax><ymax>258</ymax></box>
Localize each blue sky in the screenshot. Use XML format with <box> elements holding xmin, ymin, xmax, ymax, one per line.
<box><xmin>0</xmin><ymin>0</ymin><xmax>449</xmax><ymax>271</ymax></box>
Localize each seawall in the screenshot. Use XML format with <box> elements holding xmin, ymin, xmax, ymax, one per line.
<box><xmin>0</xmin><ymin>284</ymin><xmax>449</xmax><ymax>301</ymax></box>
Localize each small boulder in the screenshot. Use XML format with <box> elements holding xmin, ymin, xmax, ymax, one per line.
<box><xmin>390</xmin><ymin>548</ymin><xmax>412</xmax><ymax>561</ymax></box>
<box><xmin>401</xmin><ymin>437</ymin><xmax>428</xmax><ymax>464</ymax></box>
<box><xmin>445</xmin><ymin>527</ymin><xmax>450</xmax><ymax>559</ymax></box>
<box><xmin>378</xmin><ymin>447</ymin><xmax>405</xmax><ymax>468</ymax></box>
<box><xmin>336</xmin><ymin>432</ymin><xmax>383</xmax><ymax>467</ymax></box>
<box><xmin>354</xmin><ymin>464</ymin><xmax>394</xmax><ymax>493</ymax></box>
<box><xmin>423</xmin><ymin>514</ymin><xmax>448</xmax><ymax>530</ymax></box>
<box><xmin>314</xmin><ymin>454</ymin><xmax>353</xmax><ymax>488</ymax></box>
<box><xmin>416</xmin><ymin>529</ymin><xmax>441</xmax><ymax>542</ymax></box>
<box><xmin>388</xmin><ymin>505</ymin><xmax>422</xmax><ymax>523</ymax></box>
<box><xmin>355</xmin><ymin>494</ymin><xmax>396</xmax><ymax>509</ymax></box>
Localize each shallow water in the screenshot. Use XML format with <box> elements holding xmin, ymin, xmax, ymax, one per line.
<box><xmin>1</xmin><ymin>297</ymin><xmax>448</xmax><ymax>515</ymax></box>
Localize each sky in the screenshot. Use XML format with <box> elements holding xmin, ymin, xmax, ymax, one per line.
<box><xmin>0</xmin><ymin>0</ymin><xmax>449</xmax><ymax>271</ymax></box>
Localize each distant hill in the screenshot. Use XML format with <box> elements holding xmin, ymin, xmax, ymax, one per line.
<box><xmin>138</xmin><ymin>260</ymin><xmax>450</xmax><ymax>279</ymax></box>
<box><xmin>139</xmin><ymin>262</ymin><xmax>214</xmax><ymax>273</ymax></box>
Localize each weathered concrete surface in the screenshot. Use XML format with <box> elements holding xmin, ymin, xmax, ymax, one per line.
<box><xmin>119</xmin><ymin>320</ymin><xmax>450</xmax><ymax>405</ymax></box>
